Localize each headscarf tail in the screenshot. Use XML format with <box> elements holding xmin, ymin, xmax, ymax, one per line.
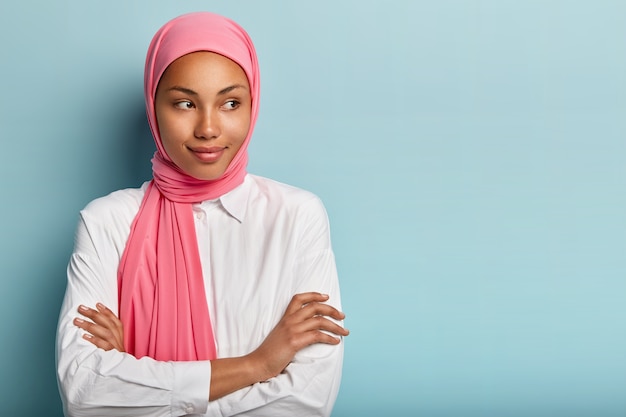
<box><xmin>118</xmin><ymin>12</ymin><xmax>260</xmax><ymax>361</ymax></box>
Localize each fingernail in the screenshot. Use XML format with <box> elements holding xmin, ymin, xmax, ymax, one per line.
<box><xmin>74</xmin><ymin>318</ymin><xmax>84</xmax><ymax>325</ymax></box>
<box><xmin>78</xmin><ymin>305</ymin><xmax>88</xmax><ymax>312</ymax></box>
<box><xmin>82</xmin><ymin>334</ymin><xmax>93</xmax><ymax>340</ymax></box>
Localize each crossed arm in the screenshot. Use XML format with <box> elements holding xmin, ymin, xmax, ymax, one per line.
<box><xmin>74</xmin><ymin>292</ymin><xmax>348</xmax><ymax>402</ymax></box>
<box><xmin>58</xmin><ymin>189</ymin><xmax>347</xmax><ymax>416</ymax></box>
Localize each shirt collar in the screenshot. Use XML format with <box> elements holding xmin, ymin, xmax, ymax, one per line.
<box><xmin>198</xmin><ymin>174</ymin><xmax>251</xmax><ymax>223</ymax></box>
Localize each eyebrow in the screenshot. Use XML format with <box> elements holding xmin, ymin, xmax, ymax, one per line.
<box><xmin>167</xmin><ymin>86</ymin><xmax>198</xmax><ymax>96</ymax></box>
<box><xmin>167</xmin><ymin>84</ymin><xmax>248</xmax><ymax>96</ymax></box>
<box><xmin>217</xmin><ymin>84</ymin><xmax>248</xmax><ymax>95</ymax></box>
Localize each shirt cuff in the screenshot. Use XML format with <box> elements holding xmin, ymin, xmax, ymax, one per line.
<box><xmin>171</xmin><ymin>360</ymin><xmax>212</xmax><ymax>415</ymax></box>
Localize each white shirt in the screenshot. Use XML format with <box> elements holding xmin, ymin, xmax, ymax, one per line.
<box><xmin>56</xmin><ymin>174</ymin><xmax>344</xmax><ymax>417</ymax></box>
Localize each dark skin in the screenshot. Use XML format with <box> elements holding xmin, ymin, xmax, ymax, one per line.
<box><xmin>74</xmin><ymin>52</ymin><xmax>349</xmax><ymax>402</ymax></box>
<box><xmin>74</xmin><ymin>303</ymin><xmax>124</xmax><ymax>351</ymax></box>
<box><xmin>74</xmin><ymin>292</ymin><xmax>349</xmax><ymax>401</ymax></box>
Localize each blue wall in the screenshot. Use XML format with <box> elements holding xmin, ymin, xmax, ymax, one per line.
<box><xmin>1</xmin><ymin>1</ymin><xmax>624</xmax><ymax>415</ymax></box>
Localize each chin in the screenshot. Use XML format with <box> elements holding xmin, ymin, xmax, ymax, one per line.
<box><xmin>188</xmin><ymin>169</ymin><xmax>226</xmax><ymax>181</ymax></box>
<box><xmin>178</xmin><ymin>160</ymin><xmax>230</xmax><ymax>181</ymax></box>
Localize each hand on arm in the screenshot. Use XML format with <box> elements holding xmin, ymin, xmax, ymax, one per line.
<box><xmin>209</xmin><ymin>292</ymin><xmax>348</xmax><ymax>400</ymax></box>
<box><xmin>248</xmin><ymin>292</ymin><xmax>348</xmax><ymax>380</ymax></box>
<box><xmin>74</xmin><ymin>303</ymin><xmax>125</xmax><ymax>352</ymax></box>
<box><xmin>75</xmin><ymin>292</ymin><xmax>348</xmax><ymax>402</ymax></box>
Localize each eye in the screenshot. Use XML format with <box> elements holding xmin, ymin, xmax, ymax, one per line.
<box><xmin>222</xmin><ymin>100</ymin><xmax>240</xmax><ymax>110</ymax></box>
<box><xmin>174</xmin><ymin>100</ymin><xmax>194</xmax><ymax>110</ymax></box>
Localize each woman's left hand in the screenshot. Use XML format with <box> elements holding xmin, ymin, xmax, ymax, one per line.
<box><xmin>74</xmin><ymin>303</ymin><xmax>125</xmax><ymax>352</ymax></box>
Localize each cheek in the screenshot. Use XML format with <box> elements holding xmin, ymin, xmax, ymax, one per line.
<box><xmin>159</xmin><ymin>133</ymin><xmax>175</xmax><ymax>157</ymax></box>
<box><xmin>157</xmin><ymin>123</ymin><xmax>186</xmax><ymax>164</ymax></box>
<box><xmin>232</xmin><ymin>113</ymin><xmax>252</xmax><ymax>147</ymax></box>
<box><xmin>158</xmin><ymin>114</ymin><xmax>186</xmax><ymax>146</ymax></box>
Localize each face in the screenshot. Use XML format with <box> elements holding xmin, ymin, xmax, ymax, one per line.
<box><xmin>155</xmin><ymin>51</ymin><xmax>252</xmax><ymax>181</ymax></box>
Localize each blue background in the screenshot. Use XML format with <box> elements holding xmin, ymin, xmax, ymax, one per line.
<box><xmin>1</xmin><ymin>1</ymin><xmax>625</xmax><ymax>415</ymax></box>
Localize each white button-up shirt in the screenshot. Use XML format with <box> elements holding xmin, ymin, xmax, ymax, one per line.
<box><xmin>56</xmin><ymin>174</ymin><xmax>344</xmax><ymax>417</ymax></box>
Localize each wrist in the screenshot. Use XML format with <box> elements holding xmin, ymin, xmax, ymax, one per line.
<box><xmin>245</xmin><ymin>350</ymin><xmax>272</xmax><ymax>383</ymax></box>
<box><xmin>208</xmin><ymin>354</ymin><xmax>268</xmax><ymax>401</ymax></box>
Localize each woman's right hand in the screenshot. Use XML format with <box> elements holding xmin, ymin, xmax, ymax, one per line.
<box><xmin>247</xmin><ymin>292</ymin><xmax>349</xmax><ymax>381</ymax></box>
<box><xmin>74</xmin><ymin>303</ymin><xmax>125</xmax><ymax>352</ymax></box>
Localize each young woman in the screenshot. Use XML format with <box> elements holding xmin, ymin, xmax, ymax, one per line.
<box><xmin>56</xmin><ymin>12</ymin><xmax>348</xmax><ymax>416</ymax></box>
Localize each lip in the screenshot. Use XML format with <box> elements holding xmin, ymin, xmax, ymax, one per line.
<box><xmin>188</xmin><ymin>146</ymin><xmax>226</xmax><ymax>163</ymax></box>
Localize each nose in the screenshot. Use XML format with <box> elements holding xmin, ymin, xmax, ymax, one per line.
<box><xmin>194</xmin><ymin>109</ymin><xmax>220</xmax><ymax>139</ymax></box>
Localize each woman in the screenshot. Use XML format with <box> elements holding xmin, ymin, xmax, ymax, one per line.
<box><xmin>56</xmin><ymin>12</ymin><xmax>348</xmax><ymax>416</ymax></box>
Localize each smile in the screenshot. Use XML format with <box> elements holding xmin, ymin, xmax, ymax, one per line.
<box><xmin>189</xmin><ymin>146</ymin><xmax>226</xmax><ymax>163</ymax></box>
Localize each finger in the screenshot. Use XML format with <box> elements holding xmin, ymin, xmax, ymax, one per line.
<box><xmin>296</xmin><ymin>315</ymin><xmax>350</xmax><ymax>337</ymax></box>
<box><xmin>78</xmin><ymin>304</ymin><xmax>111</xmax><ymax>322</ymax></box>
<box><xmin>73</xmin><ymin>317</ymin><xmax>115</xmax><ymax>341</ymax></box>
<box><xmin>95</xmin><ymin>303</ymin><xmax>117</xmax><ymax>319</ymax></box>
<box><xmin>74</xmin><ymin>317</ymin><xmax>124</xmax><ymax>351</ymax></box>
<box><xmin>289</xmin><ymin>327</ymin><xmax>345</xmax><ymax>350</ymax></box>
<box><xmin>285</xmin><ymin>293</ymin><xmax>330</xmax><ymax>315</ymax></box>
<box><xmin>73</xmin><ymin>316</ymin><xmax>94</xmax><ymax>333</ymax></box>
<box><xmin>77</xmin><ymin>305</ymin><xmax>109</xmax><ymax>325</ymax></box>
<box><xmin>95</xmin><ymin>303</ymin><xmax>124</xmax><ymax>331</ymax></box>
<box><xmin>82</xmin><ymin>333</ymin><xmax>116</xmax><ymax>351</ymax></box>
<box><xmin>295</xmin><ymin>302</ymin><xmax>346</xmax><ymax>322</ymax></box>
<box><xmin>306</xmin><ymin>329</ymin><xmax>344</xmax><ymax>345</ymax></box>
<box><xmin>78</xmin><ymin>304</ymin><xmax>122</xmax><ymax>332</ymax></box>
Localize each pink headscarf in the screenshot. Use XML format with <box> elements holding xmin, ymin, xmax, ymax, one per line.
<box><xmin>117</xmin><ymin>12</ymin><xmax>260</xmax><ymax>361</ymax></box>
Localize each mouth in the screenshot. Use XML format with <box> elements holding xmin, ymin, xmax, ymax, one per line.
<box><xmin>188</xmin><ymin>146</ymin><xmax>226</xmax><ymax>163</ymax></box>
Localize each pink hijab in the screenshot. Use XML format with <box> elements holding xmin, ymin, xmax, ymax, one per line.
<box><xmin>117</xmin><ymin>12</ymin><xmax>260</xmax><ymax>361</ymax></box>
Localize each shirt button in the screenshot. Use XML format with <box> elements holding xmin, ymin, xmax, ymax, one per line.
<box><xmin>195</xmin><ymin>212</ymin><xmax>205</xmax><ymax>220</ymax></box>
<box><xmin>185</xmin><ymin>406</ymin><xmax>194</xmax><ymax>413</ymax></box>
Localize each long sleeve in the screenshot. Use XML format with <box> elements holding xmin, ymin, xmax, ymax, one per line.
<box><xmin>207</xmin><ymin>257</ymin><xmax>343</xmax><ymax>417</ymax></box>
<box><xmin>204</xmin><ymin>190</ymin><xmax>344</xmax><ymax>417</ymax></box>
<box><xmin>56</xmin><ymin>213</ymin><xmax>213</xmax><ymax>417</ymax></box>
<box><xmin>56</xmin><ymin>175</ymin><xmax>345</xmax><ymax>417</ymax></box>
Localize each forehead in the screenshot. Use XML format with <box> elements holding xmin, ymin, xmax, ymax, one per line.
<box><xmin>158</xmin><ymin>51</ymin><xmax>250</xmax><ymax>90</ymax></box>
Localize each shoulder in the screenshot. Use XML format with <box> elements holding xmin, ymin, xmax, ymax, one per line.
<box><xmin>246</xmin><ymin>175</ymin><xmax>334</xmax><ymax>252</ymax></box>
<box><xmin>245</xmin><ymin>175</ymin><xmax>331</xmax><ymax>239</ymax></box>
<box><xmin>79</xmin><ymin>182</ymin><xmax>148</xmax><ymax>229</ymax></box>
<box><xmin>71</xmin><ymin>182</ymin><xmax>149</xmax><ymax>258</ymax></box>
<box><xmin>247</xmin><ymin>174</ymin><xmax>327</xmax><ymax>215</ymax></box>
